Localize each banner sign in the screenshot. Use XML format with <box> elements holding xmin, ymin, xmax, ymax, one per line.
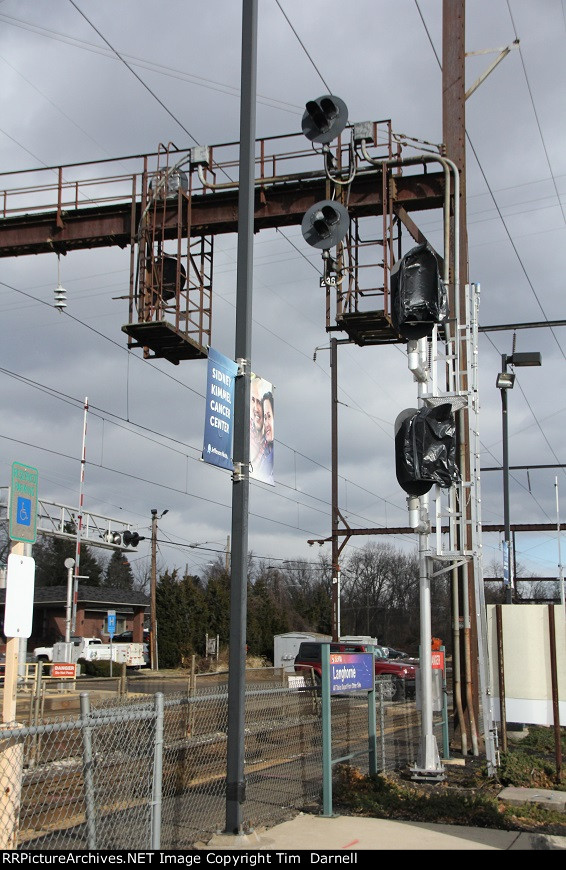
<box><xmin>203</xmin><ymin>347</ymin><xmax>239</xmax><ymax>471</ymax></box>
<box><xmin>330</xmin><ymin>652</ymin><xmax>374</xmax><ymax>694</ymax></box>
<box><xmin>250</xmin><ymin>372</ymin><xmax>275</xmax><ymax>486</ymax></box>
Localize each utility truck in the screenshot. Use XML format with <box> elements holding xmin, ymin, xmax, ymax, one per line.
<box><xmin>33</xmin><ymin>636</ymin><xmax>147</xmax><ymax>668</ymax></box>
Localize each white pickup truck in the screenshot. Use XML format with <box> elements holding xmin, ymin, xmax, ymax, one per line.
<box><xmin>33</xmin><ymin>636</ymin><xmax>147</xmax><ymax>668</ymax></box>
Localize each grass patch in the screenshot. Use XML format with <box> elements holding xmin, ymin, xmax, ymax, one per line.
<box><xmin>331</xmin><ymin>726</ymin><xmax>566</xmax><ymax>835</ymax></box>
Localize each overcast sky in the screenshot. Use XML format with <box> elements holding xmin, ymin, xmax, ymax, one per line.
<box><xmin>0</xmin><ymin>0</ymin><xmax>565</xmax><ymax>585</ymax></box>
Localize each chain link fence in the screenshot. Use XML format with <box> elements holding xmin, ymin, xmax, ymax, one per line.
<box><xmin>0</xmin><ymin>674</ymin><xmax>426</xmax><ymax>850</ymax></box>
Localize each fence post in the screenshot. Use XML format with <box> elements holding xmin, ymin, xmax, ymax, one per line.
<box><xmin>378</xmin><ymin>682</ymin><xmax>386</xmax><ymax>772</ymax></box>
<box><xmin>28</xmin><ymin>662</ymin><xmax>44</xmax><ymax>768</ymax></box>
<box><xmin>368</xmin><ymin>649</ymin><xmax>377</xmax><ymax>775</ymax></box>
<box><xmin>80</xmin><ymin>692</ymin><xmax>97</xmax><ymax>849</ymax></box>
<box><xmin>151</xmin><ymin>692</ymin><xmax>164</xmax><ymax>850</ymax></box>
<box><xmin>321</xmin><ymin>644</ymin><xmax>333</xmax><ymax>817</ymax></box>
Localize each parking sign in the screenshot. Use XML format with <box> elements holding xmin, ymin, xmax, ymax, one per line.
<box><xmin>9</xmin><ymin>462</ymin><xmax>38</xmax><ymax>543</ymax></box>
<box><xmin>107</xmin><ymin>610</ymin><xmax>116</xmax><ymax>638</ymax></box>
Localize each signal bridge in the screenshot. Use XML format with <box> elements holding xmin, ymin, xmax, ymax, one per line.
<box><xmin>0</xmin><ymin>487</ymin><xmax>141</xmax><ymax>551</ymax></box>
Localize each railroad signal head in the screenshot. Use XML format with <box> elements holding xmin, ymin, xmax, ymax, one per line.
<box><xmin>301</xmin><ymin>200</ymin><xmax>350</xmax><ymax>250</ymax></box>
<box><xmin>123</xmin><ymin>530</ymin><xmax>141</xmax><ymax>548</ymax></box>
<box><xmin>394</xmin><ymin>404</ymin><xmax>460</xmax><ymax>497</ymax></box>
<box><xmin>390</xmin><ymin>244</ymin><xmax>447</xmax><ymax>340</ymax></box>
<box><xmin>302</xmin><ymin>95</ymin><xmax>348</xmax><ymax>144</ymax></box>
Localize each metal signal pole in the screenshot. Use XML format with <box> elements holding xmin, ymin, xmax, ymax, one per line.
<box><xmin>225</xmin><ymin>0</ymin><xmax>258</xmax><ymax>837</ymax></box>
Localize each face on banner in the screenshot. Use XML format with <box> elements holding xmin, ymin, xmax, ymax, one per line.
<box><xmin>249</xmin><ymin>373</ymin><xmax>274</xmax><ymax>486</ymax></box>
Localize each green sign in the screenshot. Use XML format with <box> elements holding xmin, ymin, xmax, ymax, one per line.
<box><xmin>9</xmin><ymin>461</ymin><xmax>39</xmax><ymax>543</ymax></box>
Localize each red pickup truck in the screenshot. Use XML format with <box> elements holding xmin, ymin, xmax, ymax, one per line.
<box><xmin>293</xmin><ymin>640</ymin><xmax>417</xmax><ymax>700</ymax></box>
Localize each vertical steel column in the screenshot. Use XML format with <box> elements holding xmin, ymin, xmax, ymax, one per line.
<box><xmin>321</xmin><ymin>644</ymin><xmax>333</xmax><ymax>817</ymax></box>
<box><xmin>331</xmin><ymin>337</ymin><xmax>340</xmax><ymax>641</ymax></box>
<box><xmin>500</xmin><ymin>360</ymin><xmax>513</xmax><ymax>604</ymax></box>
<box><xmin>368</xmin><ymin>648</ymin><xmax>377</xmax><ymax>776</ymax></box>
<box><xmin>80</xmin><ymin>692</ymin><xmax>96</xmax><ymax>850</ymax></box>
<box><xmin>225</xmin><ymin>0</ymin><xmax>258</xmax><ymax>836</ymax></box>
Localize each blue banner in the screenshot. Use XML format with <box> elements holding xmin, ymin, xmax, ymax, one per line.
<box><xmin>203</xmin><ymin>347</ymin><xmax>239</xmax><ymax>471</ymax></box>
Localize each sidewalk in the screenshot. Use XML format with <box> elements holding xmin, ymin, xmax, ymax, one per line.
<box><xmin>203</xmin><ymin>811</ymin><xmax>566</xmax><ymax>852</ymax></box>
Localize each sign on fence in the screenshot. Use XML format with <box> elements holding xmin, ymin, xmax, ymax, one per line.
<box><xmin>51</xmin><ymin>663</ymin><xmax>76</xmax><ymax>679</ymax></box>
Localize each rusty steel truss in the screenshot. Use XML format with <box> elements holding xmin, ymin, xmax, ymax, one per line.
<box><xmin>0</xmin><ymin>123</ymin><xmax>446</xmax><ymax>363</ymax></box>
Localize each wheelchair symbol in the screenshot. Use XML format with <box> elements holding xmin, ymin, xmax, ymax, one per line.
<box><xmin>17</xmin><ymin>497</ymin><xmax>32</xmax><ymax>526</ymax></box>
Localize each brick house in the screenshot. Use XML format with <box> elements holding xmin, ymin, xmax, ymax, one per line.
<box><xmin>1</xmin><ymin>585</ymin><xmax>149</xmax><ymax>650</ymax></box>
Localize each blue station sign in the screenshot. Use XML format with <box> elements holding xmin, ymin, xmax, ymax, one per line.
<box><xmin>330</xmin><ymin>652</ymin><xmax>374</xmax><ymax>694</ymax></box>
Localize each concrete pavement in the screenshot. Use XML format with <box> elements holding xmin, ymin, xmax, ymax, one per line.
<box><xmin>203</xmin><ymin>811</ymin><xmax>566</xmax><ymax>851</ymax></box>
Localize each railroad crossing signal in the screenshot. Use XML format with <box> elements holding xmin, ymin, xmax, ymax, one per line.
<box><xmin>9</xmin><ymin>461</ymin><xmax>38</xmax><ymax>544</ymax></box>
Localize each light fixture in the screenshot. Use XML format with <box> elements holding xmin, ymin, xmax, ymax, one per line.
<box><xmin>496</xmin><ymin>371</ymin><xmax>515</xmax><ymax>389</ymax></box>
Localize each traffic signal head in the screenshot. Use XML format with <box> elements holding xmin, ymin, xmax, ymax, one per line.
<box><xmin>302</xmin><ymin>95</ymin><xmax>348</xmax><ymax>144</ymax></box>
<box><xmin>395</xmin><ymin>404</ymin><xmax>460</xmax><ymax>497</ymax></box>
<box><xmin>390</xmin><ymin>244</ymin><xmax>447</xmax><ymax>340</ymax></box>
<box><xmin>301</xmin><ymin>200</ymin><xmax>350</xmax><ymax>250</ymax></box>
<box><xmin>123</xmin><ymin>530</ymin><xmax>140</xmax><ymax>548</ymax></box>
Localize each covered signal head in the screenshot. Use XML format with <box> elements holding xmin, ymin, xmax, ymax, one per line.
<box><xmin>390</xmin><ymin>244</ymin><xmax>447</xmax><ymax>340</ymax></box>
<box><xmin>301</xmin><ymin>200</ymin><xmax>350</xmax><ymax>250</ymax></box>
<box><xmin>302</xmin><ymin>95</ymin><xmax>348</xmax><ymax>144</ymax></box>
<box><xmin>394</xmin><ymin>404</ymin><xmax>460</xmax><ymax>497</ymax></box>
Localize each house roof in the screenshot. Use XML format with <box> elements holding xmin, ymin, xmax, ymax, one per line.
<box><xmin>0</xmin><ymin>584</ymin><xmax>149</xmax><ymax>608</ymax></box>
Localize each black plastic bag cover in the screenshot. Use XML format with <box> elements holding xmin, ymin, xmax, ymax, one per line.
<box><xmin>390</xmin><ymin>243</ymin><xmax>447</xmax><ymax>339</ymax></box>
<box><xmin>395</xmin><ymin>403</ymin><xmax>460</xmax><ymax>496</ymax></box>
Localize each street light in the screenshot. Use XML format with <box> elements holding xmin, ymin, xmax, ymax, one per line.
<box><xmin>496</xmin><ymin>351</ymin><xmax>542</xmax><ymax>603</ymax></box>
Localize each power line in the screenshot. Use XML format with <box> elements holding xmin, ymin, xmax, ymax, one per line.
<box><xmin>67</xmin><ymin>0</ymin><xmax>200</xmax><ymax>145</ymax></box>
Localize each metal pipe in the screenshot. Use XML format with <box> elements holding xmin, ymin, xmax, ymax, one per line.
<box><xmin>500</xmin><ymin>359</ymin><xmax>513</xmax><ymax>604</ymax></box>
<box><xmin>151</xmin><ymin>692</ymin><xmax>164</xmax><ymax>850</ymax></box>
<box><xmin>495</xmin><ymin>605</ymin><xmax>507</xmax><ymax>753</ymax></box>
<box><xmin>548</xmin><ymin>605</ymin><xmax>562</xmax><ymax>782</ymax></box>
<box><xmin>331</xmin><ymin>337</ymin><xmax>340</xmax><ymax>641</ymax></box>
<box><xmin>462</xmin><ymin>560</ymin><xmax>479</xmax><ymax>755</ymax></box>
<box><xmin>225</xmin><ymin>0</ymin><xmax>257</xmax><ymax>837</ymax></box>
<box><xmin>451</xmin><ymin>564</ymin><xmax>467</xmax><ymax>755</ymax></box>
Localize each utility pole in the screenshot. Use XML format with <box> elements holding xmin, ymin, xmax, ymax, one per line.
<box><xmin>149</xmin><ymin>509</ymin><xmax>167</xmax><ymax>670</ymax></box>
<box><xmin>442</xmin><ymin>0</ymin><xmax>480</xmax><ymax>749</ymax></box>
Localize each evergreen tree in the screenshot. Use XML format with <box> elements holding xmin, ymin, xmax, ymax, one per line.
<box><xmin>156</xmin><ymin>569</ymin><xmax>186</xmax><ymax>668</ymax></box>
<box><xmin>33</xmin><ymin>534</ymin><xmax>103</xmax><ymax>587</ymax></box>
<box><xmin>104</xmin><ymin>549</ymin><xmax>135</xmax><ymax>589</ymax></box>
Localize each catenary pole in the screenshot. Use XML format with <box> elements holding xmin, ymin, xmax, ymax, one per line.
<box><xmin>225</xmin><ymin>0</ymin><xmax>257</xmax><ymax>836</ymax></box>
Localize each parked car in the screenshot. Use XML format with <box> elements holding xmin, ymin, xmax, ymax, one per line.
<box><xmin>112</xmin><ymin>629</ymin><xmax>150</xmax><ymax>643</ymax></box>
<box><xmin>293</xmin><ymin>641</ymin><xmax>417</xmax><ymax>700</ymax></box>
<box><xmin>386</xmin><ymin>647</ymin><xmax>410</xmax><ymax>659</ymax></box>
